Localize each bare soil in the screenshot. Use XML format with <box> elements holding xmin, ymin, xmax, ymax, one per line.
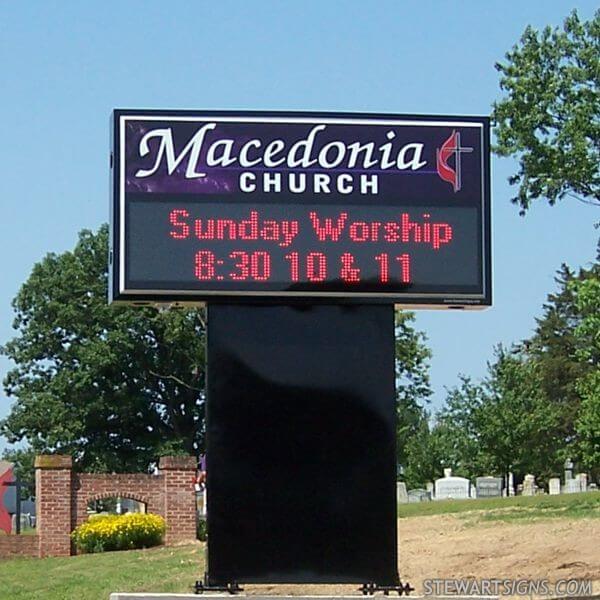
<box><xmin>246</xmin><ymin>515</ymin><xmax>600</xmax><ymax>596</ymax></box>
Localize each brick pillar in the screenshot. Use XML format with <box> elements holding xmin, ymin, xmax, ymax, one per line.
<box><xmin>35</xmin><ymin>455</ymin><xmax>73</xmax><ymax>557</ymax></box>
<box><xmin>159</xmin><ymin>456</ymin><xmax>197</xmax><ymax>544</ymax></box>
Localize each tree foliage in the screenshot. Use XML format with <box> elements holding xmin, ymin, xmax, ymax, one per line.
<box><xmin>493</xmin><ymin>9</ymin><xmax>600</xmax><ymax>213</ymax></box>
<box><xmin>477</xmin><ymin>349</ymin><xmax>562</xmax><ymax>482</ymax></box>
<box><xmin>427</xmin><ymin>349</ymin><xmax>562</xmax><ymax>485</ymax></box>
<box><xmin>425</xmin><ymin>259</ymin><xmax>600</xmax><ymax>485</ymax></box>
<box><xmin>401</xmin><ymin>412</ymin><xmax>439</xmax><ymax>489</ymax></box>
<box><xmin>1</xmin><ymin>225</ymin><xmax>206</xmax><ymax>472</ymax></box>
<box><xmin>528</xmin><ymin>266</ymin><xmax>587</xmax><ymax>431</ymax></box>
<box><xmin>570</xmin><ymin>275</ymin><xmax>600</xmax><ymax>473</ymax></box>
<box><xmin>394</xmin><ymin>310</ymin><xmax>433</xmax><ymax>483</ymax></box>
<box><xmin>431</xmin><ymin>376</ymin><xmax>486</xmax><ymax>480</ymax></box>
<box><xmin>2</xmin><ymin>225</ymin><xmax>434</xmax><ymax>479</ymax></box>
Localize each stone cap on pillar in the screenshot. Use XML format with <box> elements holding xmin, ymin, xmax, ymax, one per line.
<box><xmin>158</xmin><ymin>456</ymin><xmax>196</xmax><ymax>471</ymax></box>
<box><xmin>34</xmin><ymin>455</ymin><xmax>73</xmax><ymax>470</ymax></box>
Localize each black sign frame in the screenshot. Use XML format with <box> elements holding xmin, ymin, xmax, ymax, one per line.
<box><xmin>110</xmin><ymin>109</ymin><xmax>491</xmax><ymax>308</ymax></box>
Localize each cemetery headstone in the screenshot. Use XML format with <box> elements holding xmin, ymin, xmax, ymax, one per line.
<box><xmin>396</xmin><ymin>482</ymin><xmax>409</xmax><ymax>504</ymax></box>
<box><xmin>577</xmin><ymin>473</ymin><xmax>588</xmax><ymax>491</ymax></box>
<box><xmin>11</xmin><ymin>513</ymin><xmax>31</xmax><ymax>533</ymax></box>
<box><xmin>475</xmin><ymin>476</ymin><xmax>503</xmax><ymax>498</ymax></box>
<box><xmin>407</xmin><ymin>488</ymin><xmax>431</xmax><ymax>503</ymax></box>
<box><xmin>522</xmin><ymin>474</ymin><xmax>537</xmax><ymax>496</ymax></box>
<box><xmin>564</xmin><ymin>458</ymin><xmax>574</xmax><ymax>481</ymax></box>
<box><xmin>563</xmin><ymin>478</ymin><xmax>581</xmax><ymax>494</ymax></box>
<box><xmin>548</xmin><ymin>477</ymin><xmax>561</xmax><ymax>495</ymax></box>
<box><xmin>20</xmin><ymin>498</ymin><xmax>36</xmax><ymax>516</ymax></box>
<box><xmin>508</xmin><ymin>471</ymin><xmax>515</xmax><ymax>496</ymax></box>
<box><xmin>425</xmin><ymin>482</ymin><xmax>434</xmax><ymax>498</ymax></box>
<box><xmin>434</xmin><ymin>470</ymin><xmax>470</xmax><ymax>500</ymax></box>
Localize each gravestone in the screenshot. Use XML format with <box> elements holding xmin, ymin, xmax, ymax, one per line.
<box><xmin>434</xmin><ymin>469</ymin><xmax>470</xmax><ymax>500</ymax></box>
<box><xmin>589</xmin><ymin>483</ymin><xmax>598</xmax><ymax>491</ymax></box>
<box><xmin>21</xmin><ymin>499</ymin><xmax>36</xmax><ymax>516</ymax></box>
<box><xmin>426</xmin><ymin>482</ymin><xmax>434</xmax><ymax>498</ymax></box>
<box><xmin>548</xmin><ymin>477</ymin><xmax>561</xmax><ymax>495</ymax></box>
<box><xmin>407</xmin><ymin>488</ymin><xmax>431</xmax><ymax>503</ymax></box>
<box><xmin>564</xmin><ymin>458</ymin><xmax>574</xmax><ymax>481</ymax></box>
<box><xmin>563</xmin><ymin>478</ymin><xmax>581</xmax><ymax>494</ymax></box>
<box><xmin>522</xmin><ymin>474</ymin><xmax>537</xmax><ymax>496</ymax></box>
<box><xmin>508</xmin><ymin>471</ymin><xmax>515</xmax><ymax>496</ymax></box>
<box><xmin>577</xmin><ymin>473</ymin><xmax>588</xmax><ymax>491</ymax></box>
<box><xmin>476</xmin><ymin>476</ymin><xmax>503</xmax><ymax>498</ymax></box>
<box><xmin>11</xmin><ymin>513</ymin><xmax>31</xmax><ymax>533</ymax></box>
<box><xmin>396</xmin><ymin>482</ymin><xmax>409</xmax><ymax>504</ymax></box>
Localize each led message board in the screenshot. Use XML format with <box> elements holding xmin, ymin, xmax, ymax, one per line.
<box><xmin>110</xmin><ymin>110</ymin><xmax>491</xmax><ymax>307</ymax></box>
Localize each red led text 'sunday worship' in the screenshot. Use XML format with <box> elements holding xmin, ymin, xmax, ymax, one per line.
<box><xmin>167</xmin><ymin>208</ymin><xmax>453</xmax><ymax>284</ymax></box>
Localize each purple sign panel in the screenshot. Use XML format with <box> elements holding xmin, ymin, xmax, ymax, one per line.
<box><xmin>110</xmin><ymin>110</ymin><xmax>491</xmax><ymax>307</ymax></box>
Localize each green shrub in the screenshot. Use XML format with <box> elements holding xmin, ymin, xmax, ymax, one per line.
<box><xmin>197</xmin><ymin>517</ymin><xmax>207</xmax><ymax>541</ymax></box>
<box><xmin>71</xmin><ymin>512</ymin><xmax>165</xmax><ymax>553</ymax></box>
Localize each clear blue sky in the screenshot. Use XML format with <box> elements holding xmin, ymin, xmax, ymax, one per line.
<box><xmin>1</xmin><ymin>1</ymin><xmax>598</xmax><ymax>453</ymax></box>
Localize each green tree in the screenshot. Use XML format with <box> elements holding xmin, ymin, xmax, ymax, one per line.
<box><xmin>2</xmin><ymin>226</ymin><xmax>433</xmax><ymax>477</ymax></box>
<box><xmin>432</xmin><ymin>349</ymin><xmax>563</xmax><ymax>484</ymax></box>
<box><xmin>520</xmin><ymin>255</ymin><xmax>600</xmax><ymax>474</ymax></box>
<box><xmin>575</xmin><ymin>371</ymin><xmax>600</xmax><ymax>476</ymax></box>
<box><xmin>570</xmin><ymin>275</ymin><xmax>600</xmax><ymax>475</ymax></box>
<box><xmin>402</xmin><ymin>412</ymin><xmax>440</xmax><ymax>489</ymax></box>
<box><xmin>430</xmin><ymin>376</ymin><xmax>487</xmax><ymax>480</ymax></box>
<box><xmin>525</xmin><ymin>263</ymin><xmax>597</xmax><ymax>458</ymax></box>
<box><xmin>1</xmin><ymin>225</ymin><xmax>206</xmax><ymax>472</ymax></box>
<box><xmin>477</xmin><ymin>349</ymin><xmax>563</xmax><ymax>484</ymax></box>
<box><xmin>394</xmin><ymin>310</ymin><xmax>433</xmax><ymax>477</ymax></box>
<box><xmin>492</xmin><ymin>9</ymin><xmax>600</xmax><ymax>213</ymax></box>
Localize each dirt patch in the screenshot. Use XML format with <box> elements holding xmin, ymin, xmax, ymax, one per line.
<box><xmin>245</xmin><ymin>515</ymin><xmax>600</xmax><ymax>596</ymax></box>
<box><xmin>398</xmin><ymin>514</ymin><xmax>600</xmax><ymax>594</ymax></box>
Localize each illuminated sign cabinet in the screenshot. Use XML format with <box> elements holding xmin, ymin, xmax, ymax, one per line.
<box><xmin>110</xmin><ymin>110</ymin><xmax>491</xmax><ymax>308</ymax></box>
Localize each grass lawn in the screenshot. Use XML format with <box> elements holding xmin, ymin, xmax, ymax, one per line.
<box><xmin>398</xmin><ymin>490</ymin><xmax>600</xmax><ymax>521</ymax></box>
<box><xmin>3</xmin><ymin>493</ymin><xmax>600</xmax><ymax>600</ymax></box>
<box><xmin>1</xmin><ymin>543</ymin><xmax>204</xmax><ymax>600</ymax></box>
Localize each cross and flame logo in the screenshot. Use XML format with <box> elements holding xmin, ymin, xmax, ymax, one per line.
<box><xmin>436</xmin><ymin>130</ymin><xmax>473</xmax><ymax>192</ymax></box>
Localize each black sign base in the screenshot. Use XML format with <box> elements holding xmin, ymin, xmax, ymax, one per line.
<box><xmin>205</xmin><ymin>303</ymin><xmax>398</xmax><ymax>587</ymax></box>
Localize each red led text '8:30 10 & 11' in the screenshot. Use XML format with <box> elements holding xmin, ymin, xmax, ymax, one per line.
<box><xmin>194</xmin><ymin>250</ymin><xmax>411</xmax><ymax>284</ymax></box>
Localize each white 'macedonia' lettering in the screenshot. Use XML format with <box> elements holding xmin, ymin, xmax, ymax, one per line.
<box><xmin>136</xmin><ymin>124</ymin><xmax>216</xmax><ymax>179</ymax></box>
<box><xmin>134</xmin><ymin>123</ymin><xmax>428</xmax><ymax>179</ymax></box>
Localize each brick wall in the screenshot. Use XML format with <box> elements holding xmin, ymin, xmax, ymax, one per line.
<box><xmin>28</xmin><ymin>454</ymin><xmax>197</xmax><ymax>558</ymax></box>
<box><xmin>73</xmin><ymin>473</ymin><xmax>165</xmax><ymax>529</ymax></box>
<box><xmin>159</xmin><ymin>456</ymin><xmax>197</xmax><ymax>544</ymax></box>
<box><xmin>35</xmin><ymin>455</ymin><xmax>73</xmax><ymax>557</ymax></box>
<box><xmin>0</xmin><ymin>534</ymin><xmax>39</xmax><ymax>558</ymax></box>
